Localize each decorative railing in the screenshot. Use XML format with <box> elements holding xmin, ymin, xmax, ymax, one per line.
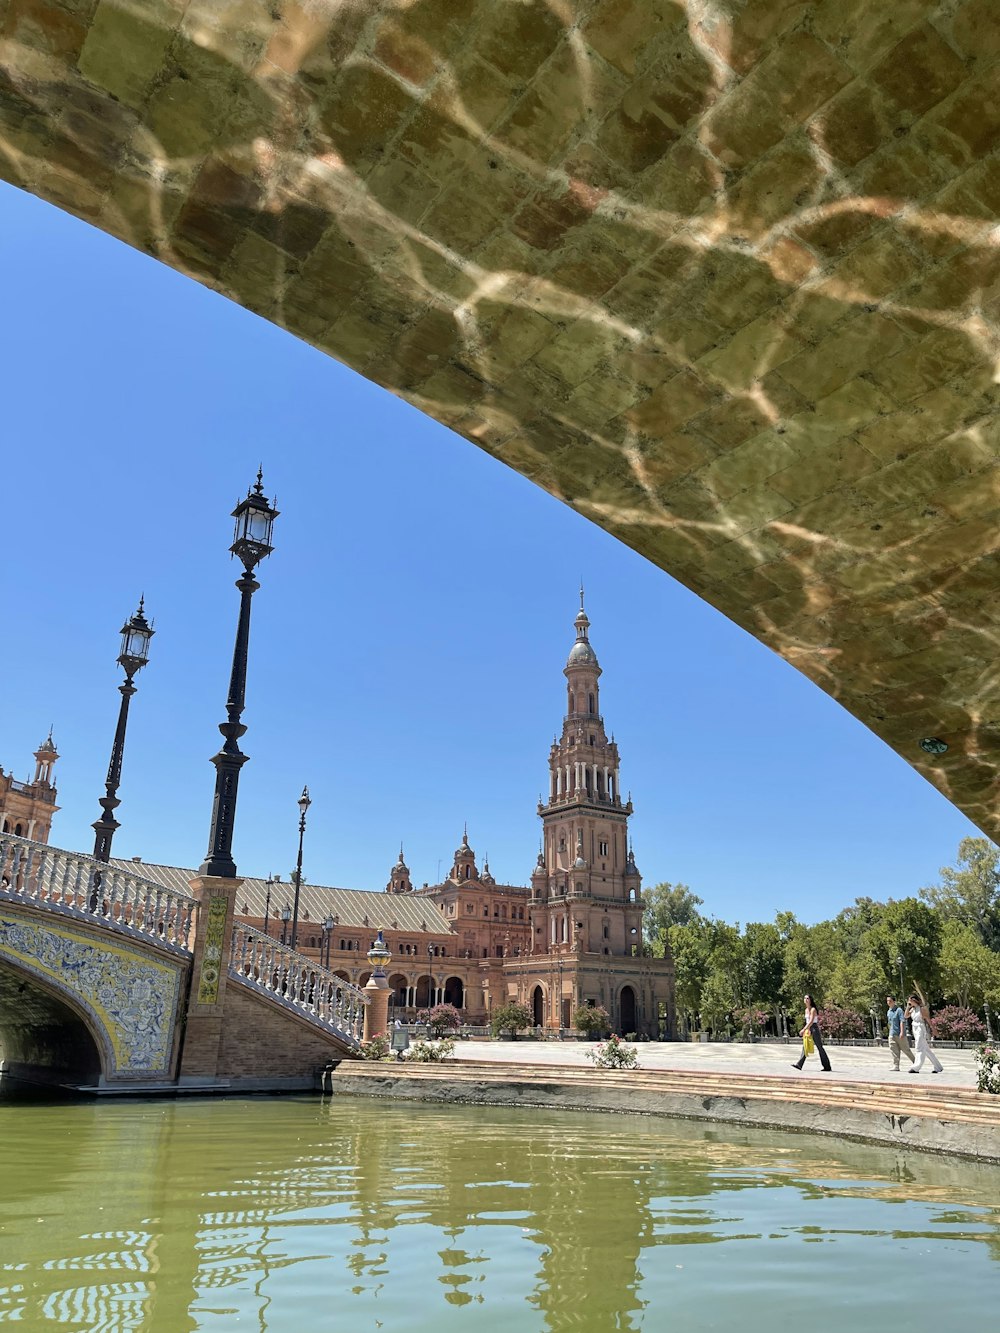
<box><xmin>228</xmin><ymin>922</ymin><xmax>368</xmax><ymax>1047</ymax></box>
<box><xmin>0</xmin><ymin>831</ymin><xmax>197</xmax><ymax>954</ymax></box>
<box><xmin>6</xmin><ymin>778</ymin><xmax>56</xmax><ymax>803</ymax></box>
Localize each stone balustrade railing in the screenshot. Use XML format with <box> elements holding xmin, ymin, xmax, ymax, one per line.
<box><xmin>0</xmin><ymin>831</ymin><xmax>197</xmax><ymax>953</ymax></box>
<box><xmin>229</xmin><ymin>922</ymin><xmax>368</xmax><ymax>1046</ymax></box>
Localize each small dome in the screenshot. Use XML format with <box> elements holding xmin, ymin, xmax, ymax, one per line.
<box><xmin>567</xmin><ymin>638</ymin><xmax>598</xmax><ymax>666</ymax></box>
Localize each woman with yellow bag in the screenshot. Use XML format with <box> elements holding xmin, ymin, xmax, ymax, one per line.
<box><xmin>791</xmin><ymin>994</ymin><xmax>832</xmax><ymax>1072</ymax></box>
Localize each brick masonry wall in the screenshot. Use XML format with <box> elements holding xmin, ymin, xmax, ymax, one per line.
<box><xmin>214</xmin><ymin>984</ymin><xmax>352</xmax><ymax>1081</ymax></box>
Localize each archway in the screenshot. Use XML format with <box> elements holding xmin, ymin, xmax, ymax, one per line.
<box><xmin>619</xmin><ymin>985</ymin><xmax>637</xmax><ymax>1035</ymax></box>
<box><xmin>388</xmin><ymin>973</ymin><xmax>408</xmax><ymax>1010</ymax></box>
<box><xmin>444</xmin><ymin>976</ymin><xmax>463</xmax><ymax>1008</ymax></box>
<box><xmin>0</xmin><ymin>961</ymin><xmax>103</xmax><ymax>1088</ymax></box>
<box><xmin>532</xmin><ymin>985</ymin><xmax>544</xmax><ymax>1028</ymax></box>
<box><xmin>415</xmin><ymin>974</ymin><xmax>433</xmax><ymax>1008</ymax></box>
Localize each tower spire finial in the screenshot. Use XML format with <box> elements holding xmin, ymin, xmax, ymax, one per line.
<box><xmin>580</xmin><ymin>580</ymin><xmax>585</xmax><ymax>611</ymax></box>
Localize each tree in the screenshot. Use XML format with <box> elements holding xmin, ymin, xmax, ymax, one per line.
<box><xmin>643</xmin><ymin>882</ymin><xmax>704</xmax><ymax>955</ymax></box>
<box><xmin>573</xmin><ymin>1003</ymin><xmax>610</xmax><ymax>1037</ymax></box>
<box><xmin>921</xmin><ymin>837</ymin><xmax>1000</xmax><ymax>950</ymax></box>
<box><xmin>864</xmin><ymin>898</ymin><xmax>941</xmax><ymax>1000</ymax></box>
<box><xmin>490</xmin><ymin>1002</ymin><xmax>531</xmax><ymax>1038</ymax></box>
<box><xmin>742</xmin><ymin>921</ymin><xmax>784</xmax><ymax>1011</ymax></box>
<box><xmin>939</xmin><ymin>921</ymin><xmax>1000</xmax><ymax>1010</ymax></box>
<box><xmin>667</xmin><ymin>921</ymin><xmax>712</xmax><ymax>1022</ymax></box>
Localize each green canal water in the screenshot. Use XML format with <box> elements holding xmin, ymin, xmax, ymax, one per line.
<box><xmin>0</xmin><ymin>1094</ymin><xmax>998</xmax><ymax>1332</ymax></box>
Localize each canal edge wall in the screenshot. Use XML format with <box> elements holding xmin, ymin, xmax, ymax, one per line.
<box><xmin>331</xmin><ymin>1062</ymin><xmax>1000</xmax><ymax>1164</ymax></box>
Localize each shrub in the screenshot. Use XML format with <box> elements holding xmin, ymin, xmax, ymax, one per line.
<box><xmin>573</xmin><ymin>1003</ymin><xmax>611</xmax><ymax>1037</ymax></box>
<box><xmin>817</xmin><ymin>1006</ymin><xmax>866</xmax><ymax>1039</ymax></box>
<box><xmin>414</xmin><ymin>1003</ymin><xmax>462</xmax><ymax>1038</ymax></box>
<box><xmin>407</xmin><ymin>1038</ymin><xmax>456</xmax><ymax>1062</ymax></box>
<box><xmin>930</xmin><ymin>1006</ymin><xmax>986</xmax><ymax>1042</ymax></box>
<box><xmin>732</xmin><ymin>1007</ymin><xmax>770</xmax><ymax>1038</ymax></box>
<box><xmin>586</xmin><ymin>1033</ymin><xmax>638</xmax><ymax>1069</ymax></box>
<box><xmin>358</xmin><ymin>1032</ymin><xmax>391</xmax><ymax>1061</ymax></box>
<box><xmin>976</xmin><ymin>1045</ymin><xmax>1000</xmax><ymax>1094</ymax></box>
<box><xmin>491</xmin><ymin>1001</ymin><xmax>532</xmax><ymax>1037</ymax></box>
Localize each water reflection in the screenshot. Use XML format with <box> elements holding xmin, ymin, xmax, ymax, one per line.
<box><xmin>0</xmin><ymin>1096</ymin><xmax>998</xmax><ymax>1331</ymax></box>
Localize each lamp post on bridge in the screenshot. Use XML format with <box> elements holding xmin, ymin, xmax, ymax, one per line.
<box><xmin>199</xmin><ymin>470</ymin><xmax>278</xmax><ymax>879</ymax></box>
<box><xmin>289</xmin><ymin>785</ymin><xmax>311</xmax><ymax>951</ymax></box>
<box><xmin>322</xmin><ymin>913</ymin><xmax>335</xmax><ymax>969</ymax></box>
<box><xmin>280</xmin><ymin>902</ymin><xmax>291</xmax><ymax>946</ymax></box>
<box><xmin>88</xmin><ymin>601</ymin><xmax>154</xmax><ymax>912</ymax></box>
<box><xmin>91</xmin><ymin>600</ymin><xmax>154</xmax><ymax>865</ymax></box>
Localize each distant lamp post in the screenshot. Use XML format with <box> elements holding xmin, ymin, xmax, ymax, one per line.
<box><xmin>896</xmin><ymin>954</ymin><xmax>905</xmax><ymax>997</ymax></box>
<box><xmin>289</xmin><ymin>785</ymin><xmax>311</xmax><ymax>950</ymax></box>
<box><xmin>870</xmin><ymin>1007</ymin><xmax>879</xmax><ymax>1041</ymax></box>
<box><xmin>199</xmin><ymin>470</ymin><xmax>278</xmax><ymax>879</ymax></box>
<box><xmin>427</xmin><ymin>941</ymin><xmax>435</xmax><ymax>1006</ymax></box>
<box><xmin>322</xmin><ymin>913</ymin><xmax>334</xmax><ymax>968</ymax></box>
<box><xmin>280</xmin><ymin>902</ymin><xmax>291</xmax><ymax>946</ymax></box>
<box><xmin>91</xmin><ymin>599</ymin><xmax>154</xmax><ymax>865</ymax></box>
<box><xmin>263</xmin><ymin>874</ymin><xmax>273</xmax><ymax>935</ymax></box>
<box><xmin>986</xmin><ymin>999</ymin><xmax>994</xmax><ymax>1042</ymax></box>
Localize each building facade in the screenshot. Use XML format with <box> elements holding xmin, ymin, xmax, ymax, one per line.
<box><xmin>108</xmin><ymin>600</ymin><xmax>675</xmax><ymax>1036</ymax></box>
<box><xmin>0</xmin><ymin>734</ymin><xmax>59</xmax><ymax>843</ymax></box>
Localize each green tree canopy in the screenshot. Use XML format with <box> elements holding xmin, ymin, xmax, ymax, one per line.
<box><xmin>921</xmin><ymin>837</ymin><xmax>1000</xmax><ymax>950</ymax></box>
<box><xmin>643</xmin><ymin>882</ymin><xmax>704</xmax><ymax>956</ymax></box>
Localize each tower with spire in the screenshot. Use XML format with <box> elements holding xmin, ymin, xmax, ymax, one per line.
<box><xmin>531</xmin><ymin>592</ymin><xmax>644</xmax><ymax>960</ymax></box>
<box><xmin>0</xmin><ymin>731</ymin><xmax>60</xmax><ymax>843</ymax></box>
<box><xmin>386</xmin><ymin>844</ymin><xmax>412</xmax><ymax>893</ymax></box>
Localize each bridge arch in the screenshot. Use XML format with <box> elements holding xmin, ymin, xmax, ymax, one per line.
<box><xmin>0</xmin><ymin>908</ymin><xmax>187</xmax><ymax>1085</ymax></box>
<box><xmin>0</xmin><ymin>959</ymin><xmax>103</xmax><ymax>1088</ymax></box>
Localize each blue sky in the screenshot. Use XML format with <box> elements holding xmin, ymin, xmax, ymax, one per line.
<box><xmin>0</xmin><ymin>181</ymin><xmax>982</xmax><ymax>924</ymax></box>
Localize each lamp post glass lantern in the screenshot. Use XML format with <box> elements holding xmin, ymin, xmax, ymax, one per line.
<box><xmin>91</xmin><ymin>598</ymin><xmax>154</xmax><ymax>868</ymax></box>
<box><xmin>323</xmin><ymin>913</ymin><xmax>334</xmax><ymax>969</ymax></box>
<box><xmin>199</xmin><ymin>470</ymin><xmax>278</xmax><ymax>879</ymax></box>
<box><xmin>280</xmin><ymin>902</ymin><xmax>291</xmax><ymax>946</ymax></box>
<box><xmin>289</xmin><ymin>785</ymin><xmax>311</xmax><ymax>951</ymax></box>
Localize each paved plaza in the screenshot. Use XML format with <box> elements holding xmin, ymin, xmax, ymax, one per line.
<box><xmin>454</xmin><ymin>1039</ymin><xmax>982</xmax><ymax>1089</ymax></box>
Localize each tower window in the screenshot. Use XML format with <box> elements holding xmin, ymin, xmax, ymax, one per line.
<box><xmin>588</xmin><ymin>693</ymin><xmax>594</xmax><ymax>713</ymax></box>
<box><xmin>599</xmin><ymin>840</ymin><xmax>608</xmax><ymax>857</ymax></box>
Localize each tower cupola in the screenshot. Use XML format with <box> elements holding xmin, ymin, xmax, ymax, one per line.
<box><xmin>386</xmin><ymin>843</ymin><xmax>412</xmax><ymax>893</ymax></box>
<box><xmin>450</xmin><ymin>826</ymin><xmax>479</xmax><ymax>883</ymax></box>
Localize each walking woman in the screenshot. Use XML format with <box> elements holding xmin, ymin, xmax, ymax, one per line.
<box><xmin>791</xmin><ymin>993</ymin><xmax>832</xmax><ymax>1072</ymax></box>
<box><xmin>906</xmin><ymin>990</ymin><xmax>943</xmax><ymax>1074</ymax></box>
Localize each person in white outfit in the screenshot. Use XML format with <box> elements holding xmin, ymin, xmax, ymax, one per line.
<box><xmin>906</xmin><ymin>993</ymin><xmax>942</xmax><ymax>1074</ymax></box>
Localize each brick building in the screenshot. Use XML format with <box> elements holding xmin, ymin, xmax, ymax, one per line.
<box><xmin>114</xmin><ymin>598</ymin><xmax>675</xmax><ymax>1037</ymax></box>
<box><xmin>0</xmin><ymin>733</ymin><xmax>59</xmax><ymax>842</ymax></box>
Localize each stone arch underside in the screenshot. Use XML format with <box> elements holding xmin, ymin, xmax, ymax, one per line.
<box><xmin>0</xmin><ymin>960</ymin><xmax>102</xmax><ymax>1088</ymax></box>
<box><xmin>2</xmin><ymin>5</ymin><xmax>1000</xmax><ymax>836</ymax></box>
<box><xmin>0</xmin><ymin>911</ymin><xmax>188</xmax><ymax>1085</ymax></box>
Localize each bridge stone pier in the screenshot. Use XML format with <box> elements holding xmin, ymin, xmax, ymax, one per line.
<box><xmin>0</xmin><ymin>832</ymin><xmax>367</xmax><ymax>1093</ymax></box>
<box><xmin>2</xmin><ymin>1</ymin><xmax>1000</xmax><ymax>835</ymax></box>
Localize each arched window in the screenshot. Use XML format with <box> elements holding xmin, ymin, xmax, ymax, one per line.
<box><xmin>588</xmin><ymin>693</ymin><xmax>594</xmax><ymax>713</ymax></box>
<box><xmin>14</xmin><ymin>823</ymin><xmax>22</xmax><ymax>836</ymax></box>
<box><xmin>464</xmin><ymin>865</ymin><xmax>470</xmax><ymax>879</ymax></box>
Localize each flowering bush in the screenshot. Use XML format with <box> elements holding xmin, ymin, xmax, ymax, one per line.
<box><xmin>573</xmin><ymin>1004</ymin><xmax>611</xmax><ymax>1037</ymax></box>
<box><xmin>358</xmin><ymin>1033</ymin><xmax>391</xmax><ymax>1061</ymax></box>
<box><xmin>732</xmin><ymin>1007</ymin><xmax>770</xmax><ymax>1037</ymax></box>
<box><xmin>414</xmin><ymin>1003</ymin><xmax>462</xmax><ymax>1038</ymax></box>
<box><xmin>406</xmin><ymin>1038</ymin><xmax>456</xmax><ymax>1062</ymax></box>
<box><xmin>976</xmin><ymin>1045</ymin><xmax>1000</xmax><ymax>1094</ymax></box>
<box><xmin>586</xmin><ymin>1033</ymin><xmax>638</xmax><ymax>1069</ymax></box>
<box><xmin>817</xmin><ymin>1006</ymin><xmax>866</xmax><ymax>1039</ymax></box>
<box><xmin>930</xmin><ymin>1006</ymin><xmax>985</xmax><ymax>1042</ymax></box>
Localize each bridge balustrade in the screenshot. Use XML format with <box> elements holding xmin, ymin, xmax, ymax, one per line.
<box><xmin>229</xmin><ymin>921</ymin><xmax>368</xmax><ymax>1046</ymax></box>
<box><xmin>0</xmin><ymin>831</ymin><xmax>196</xmax><ymax>954</ymax></box>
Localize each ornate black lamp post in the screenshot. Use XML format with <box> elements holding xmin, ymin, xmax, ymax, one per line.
<box><xmin>280</xmin><ymin>902</ymin><xmax>291</xmax><ymax>946</ymax></box>
<box><xmin>199</xmin><ymin>471</ymin><xmax>278</xmax><ymax>879</ymax></box>
<box><xmin>92</xmin><ymin>599</ymin><xmax>154</xmax><ymax>865</ymax></box>
<box><xmin>322</xmin><ymin>913</ymin><xmax>334</xmax><ymax>968</ymax></box>
<box><xmin>263</xmin><ymin>874</ymin><xmax>273</xmax><ymax>935</ymax></box>
<box><xmin>289</xmin><ymin>785</ymin><xmax>311</xmax><ymax>950</ymax></box>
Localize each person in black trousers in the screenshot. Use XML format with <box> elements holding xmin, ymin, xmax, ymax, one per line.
<box><xmin>791</xmin><ymin>993</ymin><xmax>832</xmax><ymax>1072</ymax></box>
